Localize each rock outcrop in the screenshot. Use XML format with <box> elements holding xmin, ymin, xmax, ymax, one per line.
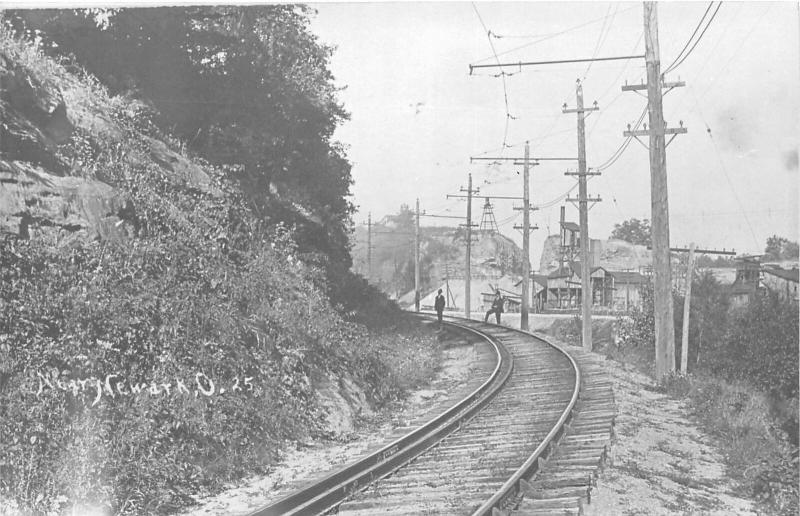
<box><xmin>147</xmin><ymin>137</ymin><xmax>221</xmax><ymax>197</ymax></box>
<box><xmin>0</xmin><ymin>159</ymin><xmax>132</xmax><ymax>241</ymax></box>
<box><xmin>0</xmin><ymin>50</ymin><xmax>223</xmax><ymax>241</ymax></box>
<box><xmin>538</xmin><ymin>233</ymin><xmax>653</xmax><ymax>274</ymax></box>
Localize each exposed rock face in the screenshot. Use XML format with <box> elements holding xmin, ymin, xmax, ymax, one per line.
<box><xmin>0</xmin><ymin>51</ymin><xmax>224</xmax><ymax>242</ymax></box>
<box><xmin>0</xmin><ymin>159</ymin><xmax>131</xmax><ymax>241</ymax></box>
<box><xmin>0</xmin><ymin>52</ymin><xmax>131</xmax><ymax>241</ymax></box>
<box><xmin>538</xmin><ymin>234</ymin><xmax>653</xmax><ymax>274</ymax></box>
<box><xmin>1</xmin><ymin>52</ymin><xmax>74</xmax><ymax>146</ymax></box>
<box><xmin>1</xmin><ymin>53</ymin><xmax>72</xmax><ymax>174</ymax></box>
<box><xmin>147</xmin><ymin>137</ymin><xmax>221</xmax><ymax>197</ymax></box>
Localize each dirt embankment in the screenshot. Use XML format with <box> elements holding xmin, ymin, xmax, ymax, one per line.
<box><xmin>181</xmin><ymin>335</ymin><xmax>483</xmax><ymax>516</ymax></box>
<box><xmin>586</xmin><ymin>359</ymin><xmax>757</xmax><ymax>515</ymax></box>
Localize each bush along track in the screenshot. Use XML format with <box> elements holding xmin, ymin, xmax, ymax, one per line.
<box><xmin>608</xmin><ymin>279</ymin><xmax>798</xmax><ymax>516</ymax></box>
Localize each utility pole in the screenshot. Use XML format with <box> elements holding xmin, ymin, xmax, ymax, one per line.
<box><xmin>645</xmin><ymin>1</ymin><xmax>674</xmax><ymax>377</ymax></box>
<box><xmin>680</xmin><ymin>242</ymin><xmax>695</xmax><ymax>373</ymax></box>
<box><xmin>447</xmin><ymin>176</ymin><xmax>479</xmax><ymax>318</ymax></box>
<box><xmin>414</xmin><ymin>198</ymin><xmax>421</xmax><ymax>312</ymax></box>
<box><xmin>521</xmin><ymin>144</ymin><xmax>531</xmax><ymax>330</ymax></box>
<box><xmin>564</xmin><ymin>80</ymin><xmax>600</xmax><ymax>351</ymax></box>
<box><xmin>512</xmin><ymin>142</ymin><xmax>537</xmax><ymax>330</ymax></box>
<box><xmin>622</xmin><ymin>2</ymin><xmax>686</xmax><ymax>378</ymax></box>
<box><xmin>367</xmin><ymin>212</ymin><xmax>372</xmax><ymax>281</ymax></box>
<box><xmin>462</xmin><ymin>174</ymin><xmax>477</xmax><ymax>319</ymax></box>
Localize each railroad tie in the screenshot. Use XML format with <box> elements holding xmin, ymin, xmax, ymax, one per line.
<box><xmin>512</xmin><ymin>341</ymin><xmax>615</xmax><ymax>516</ymax></box>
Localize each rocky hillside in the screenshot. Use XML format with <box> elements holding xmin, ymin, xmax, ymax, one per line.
<box><xmin>0</xmin><ymin>21</ymin><xmax>435</xmax><ymax>516</ymax></box>
<box><xmin>352</xmin><ymin>222</ymin><xmax>527</xmax><ymax>298</ymax></box>
<box><xmin>539</xmin><ymin>234</ymin><xmax>653</xmax><ymax>274</ymax></box>
<box><xmin>0</xmin><ymin>47</ymin><xmax>219</xmax><ymax>242</ymax></box>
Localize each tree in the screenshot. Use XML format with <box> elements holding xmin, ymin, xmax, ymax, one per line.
<box><xmin>765</xmin><ymin>235</ymin><xmax>799</xmax><ymax>260</ymax></box>
<box><xmin>610</xmin><ymin>218</ymin><xmax>651</xmax><ymax>246</ymax></box>
<box><xmin>8</xmin><ymin>6</ymin><xmax>355</xmax><ymax>280</ymax></box>
<box><xmin>674</xmin><ymin>270</ymin><xmax>730</xmax><ymax>371</ymax></box>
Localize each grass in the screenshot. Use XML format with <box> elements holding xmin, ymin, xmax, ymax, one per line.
<box><xmin>0</xmin><ymin>24</ymin><xmax>450</xmax><ymax>515</ymax></box>
<box><xmin>602</xmin><ymin>339</ymin><xmax>798</xmax><ymax>516</ymax></box>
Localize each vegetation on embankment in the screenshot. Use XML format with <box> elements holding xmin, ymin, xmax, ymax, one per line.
<box><xmin>0</xmin><ymin>10</ymin><xmax>439</xmax><ymax>516</ymax></box>
<box><xmin>607</xmin><ymin>275</ymin><xmax>799</xmax><ymax>516</ymax></box>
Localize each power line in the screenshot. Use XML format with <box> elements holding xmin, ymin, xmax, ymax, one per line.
<box><xmin>472</xmin><ymin>3</ymin><xmax>515</xmax><ymax>150</ymax></box>
<box><xmin>472</xmin><ymin>4</ymin><xmax>639</xmax><ymax>64</ymax></box>
<box><xmin>663</xmin><ymin>2</ymin><xmax>714</xmax><ymax>74</ymax></box>
<box><xmin>679</xmin><ymin>3</ymin><xmax>770</xmax><ymax>109</ymax></box>
<box><xmin>685</xmin><ymin>83</ymin><xmax>761</xmax><ymax>249</ymax></box>
<box><xmin>588</xmin><ymin>30</ymin><xmax>645</xmax><ymax>137</ymax></box>
<box><xmin>663</xmin><ymin>2</ymin><xmax>723</xmax><ymax>75</ymax></box>
<box><xmin>583</xmin><ymin>3</ymin><xmax>618</xmax><ymax>80</ymax></box>
<box><xmin>593</xmin><ymin>106</ymin><xmax>647</xmax><ymax>172</ymax></box>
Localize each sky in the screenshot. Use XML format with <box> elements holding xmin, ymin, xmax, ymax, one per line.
<box><xmin>307</xmin><ymin>1</ymin><xmax>799</xmax><ymax>266</ymax></box>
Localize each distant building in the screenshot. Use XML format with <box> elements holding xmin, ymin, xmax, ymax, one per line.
<box><xmin>605</xmin><ymin>270</ymin><xmax>648</xmax><ymax>311</ymax></box>
<box><xmin>513</xmin><ymin>263</ymin><xmax>649</xmax><ymax>313</ymax></box>
<box><xmin>545</xmin><ymin>264</ymin><xmax>581</xmax><ymax>310</ymax></box>
<box><xmin>481</xmin><ymin>288</ymin><xmax>521</xmax><ymax>313</ymax></box>
<box><xmin>727</xmin><ymin>257</ymin><xmax>762</xmax><ymax>308</ymax></box>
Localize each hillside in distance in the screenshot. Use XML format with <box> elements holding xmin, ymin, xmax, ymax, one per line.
<box><xmin>352</xmin><ymin>215</ymin><xmax>527</xmax><ymax>299</ymax></box>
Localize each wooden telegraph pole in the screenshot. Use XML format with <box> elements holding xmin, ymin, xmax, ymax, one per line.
<box><xmin>447</xmin><ymin>175</ymin><xmax>478</xmax><ymax>319</ymax></box>
<box><xmin>367</xmin><ymin>212</ymin><xmax>372</xmax><ymax>281</ymax></box>
<box><xmin>645</xmin><ymin>1</ymin><xmax>674</xmax><ymax>378</ymax></box>
<box><xmin>464</xmin><ymin>175</ymin><xmax>476</xmax><ymax>319</ymax></box>
<box><xmin>521</xmin><ymin>143</ymin><xmax>531</xmax><ymax>330</ymax></box>
<box><xmin>414</xmin><ymin>198</ymin><xmax>420</xmax><ymax>312</ymax></box>
<box><xmin>623</xmin><ymin>2</ymin><xmax>686</xmax><ymax>377</ymax></box>
<box><xmin>564</xmin><ymin>80</ymin><xmax>600</xmax><ymax>351</ymax></box>
<box><xmin>680</xmin><ymin>242</ymin><xmax>695</xmax><ymax>373</ymax></box>
<box><xmin>514</xmin><ymin>143</ymin><xmax>532</xmax><ymax>330</ymax></box>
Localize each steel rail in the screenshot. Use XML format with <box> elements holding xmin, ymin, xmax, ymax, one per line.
<box><xmin>468</xmin><ymin>327</ymin><xmax>582</xmax><ymax>516</ymax></box>
<box><xmin>247</xmin><ymin>319</ymin><xmax>512</xmax><ymax>516</ymax></box>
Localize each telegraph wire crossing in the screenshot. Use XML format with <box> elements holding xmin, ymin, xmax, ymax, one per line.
<box><xmin>662</xmin><ymin>1</ymin><xmax>723</xmax><ymax>75</ymax></box>
<box><xmin>472</xmin><ymin>3</ymin><xmax>640</xmax><ymax>63</ymax></box>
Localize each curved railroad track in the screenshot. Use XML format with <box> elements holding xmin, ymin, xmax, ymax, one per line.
<box><xmin>248</xmin><ymin>316</ymin><xmax>614</xmax><ymax>516</ymax></box>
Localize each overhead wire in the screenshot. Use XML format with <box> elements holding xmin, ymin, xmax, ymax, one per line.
<box><xmin>684</xmin><ymin>83</ymin><xmax>761</xmax><ymax>249</ymax></box>
<box><xmin>662</xmin><ymin>2</ymin><xmax>714</xmax><ymax>74</ymax></box>
<box><xmin>471</xmin><ymin>4</ymin><xmax>639</xmax><ymax>65</ymax></box>
<box><xmin>592</xmin><ymin>106</ymin><xmax>647</xmax><ymax>172</ymax></box>
<box><xmin>586</xmin><ymin>30</ymin><xmax>645</xmax><ymax>140</ymax></box>
<box><xmin>583</xmin><ymin>3</ymin><xmax>617</xmax><ymax>80</ymax></box>
<box><xmin>676</xmin><ymin>3</ymin><xmax>769</xmax><ymax>110</ymax></box>
<box><xmin>470</xmin><ymin>5</ymin><xmax>642</xmax><ymax>219</ymax></box>
<box><xmin>472</xmin><ymin>3</ymin><xmax>515</xmax><ymax>151</ymax></box>
<box><xmin>663</xmin><ymin>2</ymin><xmax>723</xmax><ymax>76</ymax></box>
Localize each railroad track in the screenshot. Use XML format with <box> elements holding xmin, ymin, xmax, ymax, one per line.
<box><xmin>249</xmin><ymin>317</ymin><xmax>615</xmax><ymax>516</ymax></box>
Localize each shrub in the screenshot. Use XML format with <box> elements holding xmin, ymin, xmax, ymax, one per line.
<box><xmin>706</xmin><ymin>291</ymin><xmax>799</xmax><ymax>401</ymax></box>
<box><xmin>671</xmin><ymin>375</ymin><xmax>799</xmax><ymax>516</ymax></box>
<box><xmin>0</xmin><ymin>28</ymin><xmax>440</xmax><ymax>515</ymax></box>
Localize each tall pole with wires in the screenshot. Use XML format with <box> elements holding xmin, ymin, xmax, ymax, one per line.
<box><xmin>564</xmin><ymin>80</ymin><xmax>600</xmax><ymax>351</ymax></box>
<box><xmin>620</xmin><ymin>2</ymin><xmax>687</xmax><ymax>377</ymax></box>
<box><xmin>644</xmin><ymin>1</ymin><xmax>675</xmax><ymax>377</ymax></box>
<box><xmin>681</xmin><ymin>242</ymin><xmax>696</xmax><ymax>373</ymax></box>
<box><xmin>462</xmin><ymin>174</ymin><xmax>478</xmax><ymax>320</ymax></box>
<box><xmin>367</xmin><ymin>212</ymin><xmax>372</xmax><ymax>281</ymax></box>
<box><xmin>520</xmin><ymin>143</ymin><xmax>531</xmax><ymax>330</ymax></box>
<box><xmin>645</xmin><ymin>1</ymin><xmax>675</xmax><ymax>378</ymax></box>
<box><xmin>414</xmin><ymin>199</ymin><xmax>420</xmax><ymax>312</ymax></box>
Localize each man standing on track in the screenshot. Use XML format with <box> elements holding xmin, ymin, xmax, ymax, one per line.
<box><xmin>434</xmin><ymin>289</ymin><xmax>446</xmax><ymax>329</ymax></box>
<box><xmin>484</xmin><ymin>290</ymin><xmax>504</xmax><ymax>324</ymax></box>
